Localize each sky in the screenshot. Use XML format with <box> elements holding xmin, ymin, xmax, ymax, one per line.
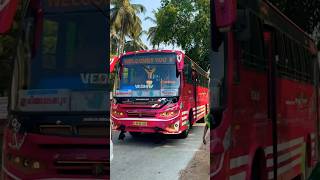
<box><xmin>131</xmin><ymin>0</ymin><xmax>183</xmax><ymax>51</ymax></box>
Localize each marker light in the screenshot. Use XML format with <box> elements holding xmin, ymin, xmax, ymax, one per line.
<box><xmin>112</xmin><ymin>110</ymin><xmax>125</xmax><ymax>117</ymax></box>
<box><xmin>160</xmin><ymin>110</ymin><xmax>179</xmax><ymax>118</ymax></box>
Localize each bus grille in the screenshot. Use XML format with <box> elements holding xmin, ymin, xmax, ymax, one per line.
<box><xmin>54</xmin><ymin>160</ymin><xmax>109</xmax><ymax>176</ymax></box>
<box><xmin>39</xmin><ymin>125</ymin><xmax>108</xmax><ymax>137</ymax></box>
<box><xmin>39</xmin><ymin>125</ymin><xmax>73</xmax><ymax>136</ymax></box>
<box><xmin>127</xmin><ymin>112</ymin><xmax>156</xmax><ymax>117</ymax></box>
<box><xmin>77</xmin><ymin>125</ymin><xmax>109</xmax><ymax>137</ymax></box>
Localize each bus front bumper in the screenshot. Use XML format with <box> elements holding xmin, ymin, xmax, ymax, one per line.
<box><xmin>2</xmin><ymin>130</ymin><xmax>109</xmax><ymax>180</ymax></box>
<box><xmin>2</xmin><ymin>166</ymin><xmax>108</xmax><ymax>180</ymax></box>
<box><xmin>111</xmin><ymin>115</ymin><xmax>185</xmax><ymax>134</ymax></box>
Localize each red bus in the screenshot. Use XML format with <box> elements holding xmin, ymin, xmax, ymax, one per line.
<box><xmin>110</xmin><ymin>50</ymin><xmax>209</xmax><ymax>138</ymax></box>
<box><xmin>210</xmin><ymin>0</ymin><xmax>319</xmax><ymax>179</ymax></box>
<box><xmin>0</xmin><ymin>0</ymin><xmax>109</xmax><ymax>179</ymax></box>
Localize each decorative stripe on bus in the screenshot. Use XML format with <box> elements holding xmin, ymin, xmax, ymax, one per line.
<box><xmin>196</xmin><ymin>112</ymin><xmax>206</xmax><ymax>118</ymax></box>
<box><xmin>182</xmin><ymin>120</ymin><xmax>189</xmax><ymax>126</ymax></box>
<box><xmin>193</xmin><ymin>106</ymin><xmax>205</xmax><ymax>111</ymax></box>
<box><xmin>264</xmin><ymin>137</ymin><xmax>304</xmax><ymax>155</ymax></box>
<box><xmin>268</xmin><ymin>157</ymin><xmax>302</xmax><ymax>179</ymax></box>
<box><xmin>230</xmin><ymin>155</ymin><xmax>249</xmax><ymax>169</ymax></box>
<box><xmin>229</xmin><ymin>171</ymin><xmax>246</xmax><ymax>180</ymax></box>
<box><xmin>264</xmin><ymin>137</ymin><xmax>304</xmax><ymax>179</ymax></box>
<box><xmin>192</xmin><ymin>105</ymin><xmax>206</xmax><ymax>111</ymax></box>
<box><xmin>194</xmin><ymin>110</ymin><xmax>206</xmax><ymax>116</ymax></box>
<box><xmin>193</xmin><ymin>113</ymin><xmax>205</xmax><ymax>119</ymax></box>
<box><xmin>182</xmin><ymin>111</ymin><xmax>189</xmax><ymax>115</ymax></box>
<box><xmin>196</xmin><ymin>105</ymin><xmax>205</xmax><ymax>110</ymax></box>
<box><xmin>266</xmin><ymin>146</ymin><xmax>302</xmax><ymax>167</ymax></box>
<box><xmin>196</xmin><ymin>108</ymin><xmax>206</xmax><ymax>113</ymax></box>
<box><xmin>193</xmin><ymin>108</ymin><xmax>206</xmax><ymax>115</ymax></box>
<box><xmin>181</xmin><ymin>116</ymin><xmax>188</xmax><ymax>121</ymax></box>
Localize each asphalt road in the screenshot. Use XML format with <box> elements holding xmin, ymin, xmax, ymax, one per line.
<box><xmin>110</xmin><ymin>123</ymin><xmax>206</xmax><ymax>180</ymax></box>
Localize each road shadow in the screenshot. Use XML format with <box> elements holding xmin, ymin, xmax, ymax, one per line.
<box><xmin>112</xmin><ymin>125</ymin><xmax>204</xmax><ymax>148</ymax></box>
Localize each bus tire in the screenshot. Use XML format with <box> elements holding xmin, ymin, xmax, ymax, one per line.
<box><xmin>251</xmin><ymin>149</ymin><xmax>267</xmax><ymax>180</ymax></box>
<box><xmin>189</xmin><ymin>109</ymin><xmax>194</xmax><ymax>129</ymax></box>
<box><xmin>179</xmin><ymin>111</ymin><xmax>192</xmax><ymax>139</ymax></box>
<box><xmin>129</xmin><ymin>132</ymin><xmax>142</xmax><ymax>137</ymax></box>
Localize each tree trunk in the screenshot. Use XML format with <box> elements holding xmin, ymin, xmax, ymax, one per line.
<box><xmin>118</xmin><ymin>18</ymin><xmax>126</xmax><ymax>55</ymax></box>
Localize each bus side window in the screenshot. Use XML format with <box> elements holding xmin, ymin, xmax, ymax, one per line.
<box><xmin>233</xmin><ymin>40</ymin><xmax>241</xmax><ymax>84</ymax></box>
<box><xmin>184</xmin><ymin>60</ymin><xmax>189</xmax><ymax>82</ymax></box>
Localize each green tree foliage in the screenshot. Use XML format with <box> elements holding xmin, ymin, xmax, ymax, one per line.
<box><xmin>149</xmin><ymin>0</ymin><xmax>210</xmax><ymax>69</ymax></box>
<box><xmin>145</xmin><ymin>15</ymin><xmax>159</xmax><ymax>49</ymax></box>
<box><xmin>0</xmin><ymin>6</ymin><xmax>23</xmax><ymax>95</ymax></box>
<box><xmin>110</xmin><ymin>0</ymin><xmax>147</xmax><ymax>54</ymax></box>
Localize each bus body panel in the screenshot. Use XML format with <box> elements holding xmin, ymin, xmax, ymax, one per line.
<box><xmin>210</xmin><ymin>1</ymin><xmax>319</xmax><ymax>178</ymax></box>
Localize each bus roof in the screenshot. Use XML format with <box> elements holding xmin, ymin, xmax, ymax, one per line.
<box><xmin>246</xmin><ymin>0</ymin><xmax>317</xmax><ymax>54</ymax></box>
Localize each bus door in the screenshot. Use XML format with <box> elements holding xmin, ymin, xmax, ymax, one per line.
<box><xmin>192</xmin><ymin>69</ymin><xmax>197</xmax><ymax>121</ymax></box>
<box><xmin>264</xmin><ymin>26</ymin><xmax>279</xmax><ymax>179</ymax></box>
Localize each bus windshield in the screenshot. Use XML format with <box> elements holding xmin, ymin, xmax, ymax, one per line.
<box><xmin>14</xmin><ymin>6</ymin><xmax>108</xmax><ymax>112</ymax></box>
<box><xmin>29</xmin><ymin>11</ymin><xmax>107</xmax><ymax>90</ymax></box>
<box><xmin>114</xmin><ymin>53</ymin><xmax>180</xmax><ymax>97</ymax></box>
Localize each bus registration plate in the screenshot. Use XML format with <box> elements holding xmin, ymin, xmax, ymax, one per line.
<box><xmin>133</xmin><ymin>121</ymin><xmax>147</xmax><ymax>126</ymax></box>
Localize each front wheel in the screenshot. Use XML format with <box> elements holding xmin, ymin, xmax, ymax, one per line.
<box><xmin>179</xmin><ymin>128</ymin><xmax>189</xmax><ymax>139</ymax></box>
<box><xmin>178</xmin><ymin>112</ymin><xmax>192</xmax><ymax>139</ymax></box>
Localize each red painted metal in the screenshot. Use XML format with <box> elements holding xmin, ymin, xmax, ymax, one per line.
<box><xmin>0</xmin><ymin>0</ymin><xmax>18</xmax><ymax>33</ymax></box>
<box><xmin>214</xmin><ymin>0</ymin><xmax>237</xmax><ymax>28</ymax></box>
<box><xmin>211</xmin><ymin>1</ymin><xmax>319</xmax><ymax>180</ymax></box>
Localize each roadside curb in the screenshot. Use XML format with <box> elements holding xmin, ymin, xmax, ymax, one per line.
<box><xmin>179</xmin><ymin>131</ymin><xmax>210</xmax><ymax>180</ymax></box>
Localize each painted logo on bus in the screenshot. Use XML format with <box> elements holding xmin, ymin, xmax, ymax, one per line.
<box><xmin>80</xmin><ymin>73</ymin><xmax>107</xmax><ymax>85</ymax></box>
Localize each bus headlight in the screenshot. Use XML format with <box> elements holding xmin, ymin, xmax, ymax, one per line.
<box><xmin>14</xmin><ymin>156</ymin><xmax>20</xmax><ymax>163</ymax></box>
<box><xmin>32</xmin><ymin>161</ymin><xmax>41</xmax><ymax>169</ymax></box>
<box><xmin>23</xmin><ymin>159</ymin><xmax>30</xmax><ymax>167</ymax></box>
<box><xmin>8</xmin><ymin>154</ymin><xmax>43</xmax><ymax>170</ymax></box>
<box><xmin>160</xmin><ymin>110</ymin><xmax>179</xmax><ymax>118</ymax></box>
<box><xmin>112</xmin><ymin>110</ymin><xmax>125</xmax><ymax>117</ymax></box>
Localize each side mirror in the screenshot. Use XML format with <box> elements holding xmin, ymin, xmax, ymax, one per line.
<box><xmin>0</xmin><ymin>0</ymin><xmax>18</xmax><ymax>34</ymax></box>
<box><xmin>234</xmin><ymin>9</ymin><xmax>251</xmax><ymax>41</ymax></box>
<box><xmin>212</xmin><ymin>0</ymin><xmax>236</xmax><ymax>28</ymax></box>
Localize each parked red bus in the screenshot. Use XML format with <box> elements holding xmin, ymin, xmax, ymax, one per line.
<box><xmin>110</xmin><ymin>50</ymin><xmax>209</xmax><ymax>138</ymax></box>
<box><xmin>0</xmin><ymin>0</ymin><xmax>109</xmax><ymax>179</ymax></box>
<box><xmin>210</xmin><ymin>0</ymin><xmax>319</xmax><ymax>179</ymax></box>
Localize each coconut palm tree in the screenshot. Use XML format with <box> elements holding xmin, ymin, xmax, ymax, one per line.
<box><xmin>145</xmin><ymin>15</ymin><xmax>160</xmax><ymax>49</ymax></box>
<box><xmin>110</xmin><ymin>0</ymin><xmax>146</xmax><ymax>54</ymax></box>
<box><xmin>124</xmin><ymin>31</ymin><xmax>148</xmax><ymax>52</ymax></box>
<box><xmin>110</xmin><ymin>29</ymin><xmax>119</xmax><ymax>55</ymax></box>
